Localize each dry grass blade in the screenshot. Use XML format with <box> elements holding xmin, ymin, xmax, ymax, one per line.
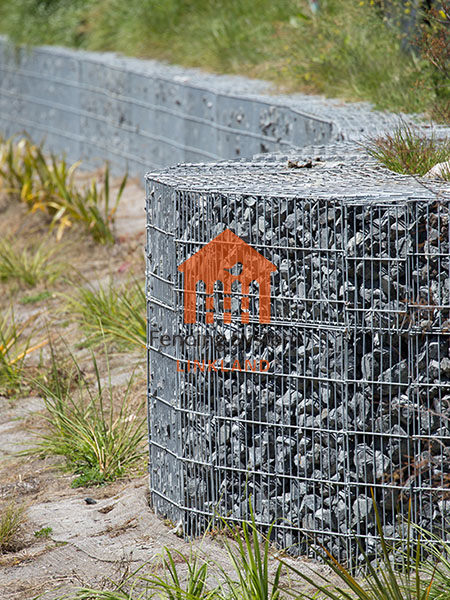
<box><xmin>0</xmin><ymin>309</ymin><xmax>47</xmax><ymax>394</ymax></box>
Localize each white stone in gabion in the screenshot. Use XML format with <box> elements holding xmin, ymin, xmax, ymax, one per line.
<box><xmin>438</xmin><ymin>500</ymin><xmax>450</xmax><ymax>516</ymax></box>
<box><xmin>424</xmin><ymin>160</ymin><xmax>450</xmax><ymax>179</ymax></box>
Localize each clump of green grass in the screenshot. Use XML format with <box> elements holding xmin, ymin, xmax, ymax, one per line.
<box><xmin>29</xmin><ymin>344</ymin><xmax>146</xmax><ymax>487</ymax></box>
<box><xmin>0</xmin><ymin>237</ymin><xmax>63</xmax><ymax>287</ymax></box>
<box><xmin>20</xmin><ymin>290</ymin><xmax>53</xmax><ymax>305</ymax></box>
<box><xmin>148</xmin><ymin>548</ymin><xmax>215</xmax><ymax>600</ymax></box>
<box><xmin>62</xmin><ymin>278</ymin><xmax>146</xmax><ymax>351</ymax></box>
<box><xmin>0</xmin><ymin>135</ymin><xmax>127</xmax><ymax>244</ymax></box>
<box><xmin>366</xmin><ymin>124</ymin><xmax>450</xmax><ymax>179</ymax></box>
<box><xmin>46</xmin><ymin>161</ymin><xmax>127</xmax><ymax>244</ymax></box>
<box><xmin>0</xmin><ymin>501</ymin><xmax>26</xmax><ymax>553</ymax></box>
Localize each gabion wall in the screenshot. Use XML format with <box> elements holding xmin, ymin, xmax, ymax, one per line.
<box><xmin>0</xmin><ymin>37</ymin><xmax>431</xmax><ymax>176</ymax></box>
<box><xmin>146</xmin><ymin>146</ymin><xmax>450</xmax><ymax>564</ymax></box>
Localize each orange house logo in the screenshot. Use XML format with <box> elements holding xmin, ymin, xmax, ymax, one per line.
<box><xmin>178</xmin><ymin>229</ymin><xmax>277</xmax><ymax>324</ymax></box>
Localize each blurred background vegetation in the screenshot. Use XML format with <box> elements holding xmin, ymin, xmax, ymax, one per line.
<box><xmin>0</xmin><ymin>0</ymin><xmax>448</xmax><ymax>118</ymax></box>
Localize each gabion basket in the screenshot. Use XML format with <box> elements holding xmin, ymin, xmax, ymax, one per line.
<box><xmin>145</xmin><ymin>146</ymin><xmax>450</xmax><ymax>565</ymax></box>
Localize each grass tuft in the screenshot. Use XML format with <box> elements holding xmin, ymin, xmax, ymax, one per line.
<box><xmin>0</xmin><ymin>237</ymin><xmax>63</xmax><ymax>287</ymax></box>
<box><xmin>28</xmin><ymin>342</ymin><xmax>146</xmax><ymax>487</ymax></box>
<box><xmin>147</xmin><ymin>548</ymin><xmax>215</xmax><ymax>600</ymax></box>
<box><xmin>62</xmin><ymin>278</ymin><xmax>146</xmax><ymax>351</ymax></box>
<box><xmin>0</xmin><ymin>309</ymin><xmax>47</xmax><ymax>394</ymax></box>
<box><xmin>218</xmin><ymin>508</ymin><xmax>283</xmax><ymax>600</ymax></box>
<box><xmin>366</xmin><ymin>124</ymin><xmax>450</xmax><ymax>179</ymax></box>
<box><xmin>0</xmin><ymin>501</ymin><xmax>26</xmax><ymax>553</ymax></box>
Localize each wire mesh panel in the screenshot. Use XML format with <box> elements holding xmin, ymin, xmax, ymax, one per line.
<box><xmin>146</xmin><ymin>148</ymin><xmax>450</xmax><ymax>565</ymax></box>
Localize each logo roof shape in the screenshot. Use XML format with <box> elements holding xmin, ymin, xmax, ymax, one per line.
<box><xmin>178</xmin><ymin>228</ymin><xmax>276</xmax><ymax>324</ymax></box>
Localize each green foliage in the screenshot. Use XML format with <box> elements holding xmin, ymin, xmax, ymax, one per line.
<box><xmin>275</xmin><ymin>0</ymin><xmax>435</xmax><ymax>113</ymax></box>
<box><xmin>419</xmin><ymin>0</ymin><xmax>450</xmax><ymax>121</ymax></box>
<box><xmin>0</xmin><ymin>0</ymin><xmax>92</xmax><ymax>48</ymax></box>
<box><xmin>219</xmin><ymin>512</ymin><xmax>283</xmax><ymax>600</ymax></box>
<box><xmin>0</xmin><ymin>135</ymin><xmax>127</xmax><ymax>244</ymax></box>
<box><xmin>62</xmin><ymin>278</ymin><xmax>146</xmax><ymax>350</ymax></box>
<box><xmin>0</xmin><ymin>501</ymin><xmax>25</xmax><ymax>553</ymax></box>
<box><xmin>34</xmin><ymin>526</ymin><xmax>53</xmax><ymax>539</ymax></box>
<box><xmin>0</xmin><ymin>237</ymin><xmax>63</xmax><ymax>287</ymax></box>
<box><xmin>46</xmin><ymin>161</ymin><xmax>127</xmax><ymax>245</ymax></box>
<box><xmin>409</xmin><ymin>525</ymin><xmax>450</xmax><ymax>600</ymax></box>
<box><xmin>147</xmin><ymin>548</ymin><xmax>216</xmax><ymax>600</ymax></box>
<box><xmin>366</xmin><ymin>124</ymin><xmax>450</xmax><ymax>178</ymax></box>
<box><xmin>28</xmin><ymin>343</ymin><xmax>146</xmax><ymax>487</ymax></box>
<box><xmin>20</xmin><ymin>290</ymin><xmax>53</xmax><ymax>305</ymax></box>
<box><xmin>0</xmin><ymin>0</ymin><xmax>448</xmax><ymax>114</ymax></box>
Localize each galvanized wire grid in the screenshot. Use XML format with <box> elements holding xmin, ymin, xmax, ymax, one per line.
<box><xmin>146</xmin><ymin>153</ymin><xmax>450</xmax><ymax>565</ymax></box>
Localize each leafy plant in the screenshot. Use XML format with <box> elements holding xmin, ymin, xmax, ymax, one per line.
<box><xmin>0</xmin><ymin>135</ymin><xmax>127</xmax><ymax>243</ymax></box>
<box><xmin>34</xmin><ymin>526</ymin><xmax>53</xmax><ymax>539</ymax></box>
<box><xmin>46</xmin><ymin>161</ymin><xmax>127</xmax><ymax>244</ymax></box>
<box><xmin>366</xmin><ymin>124</ymin><xmax>450</xmax><ymax>179</ymax></box>
<box><xmin>0</xmin><ymin>237</ymin><xmax>63</xmax><ymax>287</ymax></box>
<box><xmin>62</xmin><ymin>278</ymin><xmax>146</xmax><ymax>350</ymax></box>
<box><xmin>0</xmin><ymin>501</ymin><xmax>26</xmax><ymax>553</ymax></box>
<box><xmin>28</xmin><ymin>343</ymin><xmax>146</xmax><ymax>487</ymax></box>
